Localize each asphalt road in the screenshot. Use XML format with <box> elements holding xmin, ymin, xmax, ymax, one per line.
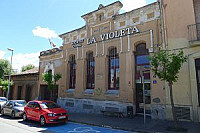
<box><xmin>0</xmin><ymin>115</ymin><xmax>134</xmax><ymax>133</ymax></box>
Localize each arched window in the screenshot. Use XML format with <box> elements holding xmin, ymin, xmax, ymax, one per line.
<box><xmin>69</xmin><ymin>55</ymin><xmax>76</xmax><ymax>89</ymax></box>
<box><xmin>86</xmin><ymin>52</ymin><xmax>95</xmax><ymax>89</ymax></box>
<box><xmin>108</xmin><ymin>47</ymin><xmax>119</xmax><ymax>90</ymax></box>
<box><xmin>135</xmin><ymin>43</ymin><xmax>150</xmax><ymax>82</ymax></box>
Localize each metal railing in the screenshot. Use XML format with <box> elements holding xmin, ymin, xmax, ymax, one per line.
<box><xmin>188</xmin><ymin>23</ymin><xmax>200</xmax><ymax>42</ymax></box>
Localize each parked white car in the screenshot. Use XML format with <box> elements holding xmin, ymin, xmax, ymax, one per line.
<box><xmin>0</xmin><ymin>97</ymin><xmax>8</xmax><ymax>110</ymax></box>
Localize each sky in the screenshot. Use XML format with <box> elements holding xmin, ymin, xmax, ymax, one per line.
<box><xmin>0</xmin><ymin>0</ymin><xmax>156</xmax><ymax>72</ymax></box>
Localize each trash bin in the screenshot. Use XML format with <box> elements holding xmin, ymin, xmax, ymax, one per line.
<box><xmin>127</xmin><ymin>106</ymin><xmax>133</xmax><ymax>118</ymax></box>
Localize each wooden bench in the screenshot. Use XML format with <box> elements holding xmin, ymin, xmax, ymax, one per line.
<box><xmin>101</xmin><ymin>107</ymin><xmax>124</xmax><ymax>118</ymax></box>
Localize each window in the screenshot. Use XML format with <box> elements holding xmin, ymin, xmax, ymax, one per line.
<box><xmin>135</xmin><ymin>43</ymin><xmax>150</xmax><ymax>83</ymax></box>
<box><xmin>27</xmin><ymin>102</ymin><xmax>34</xmax><ymax>108</ymax></box>
<box><xmin>108</xmin><ymin>47</ymin><xmax>119</xmax><ymax>90</ymax></box>
<box><xmin>98</xmin><ymin>13</ymin><xmax>104</xmax><ymax>22</ymax></box>
<box><xmin>99</xmin><ymin>14</ymin><xmax>102</xmax><ymax>21</ymax></box>
<box><xmin>86</xmin><ymin>52</ymin><xmax>95</xmax><ymax>89</ymax></box>
<box><xmin>69</xmin><ymin>55</ymin><xmax>76</xmax><ymax>89</ymax></box>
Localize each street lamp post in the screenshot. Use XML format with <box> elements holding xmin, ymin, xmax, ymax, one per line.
<box><xmin>7</xmin><ymin>48</ymin><xmax>14</xmax><ymax>99</ymax></box>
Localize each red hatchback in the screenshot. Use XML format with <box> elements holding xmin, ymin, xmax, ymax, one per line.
<box><xmin>23</xmin><ymin>100</ymin><xmax>68</xmax><ymax>126</ymax></box>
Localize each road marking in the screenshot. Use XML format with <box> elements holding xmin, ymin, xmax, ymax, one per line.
<box><xmin>67</xmin><ymin>127</ymin><xmax>100</xmax><ymax>133</ymax></box>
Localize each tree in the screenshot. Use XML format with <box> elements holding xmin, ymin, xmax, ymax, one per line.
<box><xmin>42</xmin><ymin>72</ymin><xmax>61</xmax><ymax>100</ymax></box>
<box><xmin>150</xmin><ymin>50</ymin><xmax>187</xmax><ymax>130</ymax></box>
<box><xmin>0</xmin><ymin>59</ymin><xmax>12</xmax><ymax>78</ymax></box>
<box><xmin>0</xmin><ymin>79</ymin><xmax>13</xmax><ymax>93</ymax></box>
<box><xmin>21</xmin><ymin>64</ymin><xmax>35</xmax><ymax>72</ymax></box>
<box><xmin>0</xmin><ymin>59</ymin><xmax>14</xmax><ymax>97</ymax></box>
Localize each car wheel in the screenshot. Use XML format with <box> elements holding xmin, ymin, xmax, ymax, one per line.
<box><xmin>1</xmin><ymin>109</ymin><xmax>4</xmax><ymax>116</ymax></box>
<box><xmin>11</xmin><ymin>111</ymin><xmax>15</xmax><ymax>118</ymax></box>
<box><xmin>23</xmin><ymin>113</ymin><xmax>27</xmax><ymax>121</ymax></box>
<box><xmin>40</xmin><ymin>116</ymin><xmax>46</xmax><ymax>126</ymax></box>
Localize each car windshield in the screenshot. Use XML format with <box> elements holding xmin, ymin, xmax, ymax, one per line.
<box><xmin>14</xmin><ymin>101</ymin><xmax>26</xmax><ymax>107</ymax></box>
<box><xmin>40</xmin><ymin>102</ymin><xmax>60</xmax><ymax>109</ymax></box>
<box><xmin>0</xmin><ymin>98</ymin><xmax>7</xmax><ymax>102</ymax></box>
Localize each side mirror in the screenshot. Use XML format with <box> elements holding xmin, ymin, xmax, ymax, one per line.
<box><xmin>35</xmin><ymin>107</ymin><xmax>40</xmax><ymax>110</ymax></box>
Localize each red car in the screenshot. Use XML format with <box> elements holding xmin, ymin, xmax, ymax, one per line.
<box><xmin>23</xmin><ymin>100</ymin><xmax>68</xmax><ymax>126</ymax></box>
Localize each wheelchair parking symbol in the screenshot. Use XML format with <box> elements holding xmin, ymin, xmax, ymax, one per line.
<box><xmin>68</xmin><ymin>127</ymin><xmax>100</xmax><ymax>133</ymax></box>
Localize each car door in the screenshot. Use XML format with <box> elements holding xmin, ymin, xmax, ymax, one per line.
<box><xmin>26</xmin><ymin>102</ymin><xmax>34</xmax><ymax>120</ymax></box>
<box><xmin>2</xmin><ymin>101</ymin><xmax>9</xmax><ymax>114</ymax></box>
<box><xmin>3</xmin><ymin>101</ymin><xmax>12</xmax><ymax>115</ymax></box>
<box><xmin>7</xmin><ymin>102</ymin><xmax>14</xmax><ymax>115</ymax></box>
<box><xmin>32</xmin><ymin>102</ymin><xmax>41</xmax><ymax>121</ymax></box>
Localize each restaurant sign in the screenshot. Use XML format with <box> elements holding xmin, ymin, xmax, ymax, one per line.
<box><xmin>72</xmin><ymin>26</ymin><xmax>139</xmax><ymax>48</ymax></box>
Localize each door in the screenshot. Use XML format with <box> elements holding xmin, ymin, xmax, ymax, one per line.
<box><xmin>4</xmin><ymin>101</ymin><xmax>13</xmax><ymax>115</ymax></box>
<box><xmin>26</xmin><ymin>102</ymin><xmax>35</xmax><ymax>119</ymax></box>
<box><xmin>17</xmin><ymin>86</ymin><xmax>22</xmax><ymax>100</ymax></box>
<box><xmin>195</xmin><ymin>59</ymin><xmax>200</xmax><ymax>105</ymax></box>
<box><xmin>25</xmin><ymin>85</ymin><xmax>32</xmax><ymax>102</ymax></box>
<box><xmin>136</xmin><ymin>83</ymin><xmax>151</xmax><ymax>113</ymax></box>
<box><xmin>32</xmin><ymin>102</ymin><xmax>41</xmax><ymax>121</ymax></box>
<box><xmin>135</xmin><ymin>43</ymin><xmax>151</xmax><ymax>114</ymax></box>
<box><xmin>40</xmin><ymin>85</ymin><xmax>58</xmax><ymax>102</ymax></box>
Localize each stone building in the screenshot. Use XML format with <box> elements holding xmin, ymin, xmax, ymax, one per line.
<box><xmin>38</xmin><ymin>1</ymin><xmax>165</xmax><ymax>118</ymax></box>
<box><xmin>159</xmin><ymin>0</ymin><xmax>200</xmax><ymax>122</ymax></box>
<box><xmin>6</xmin><ymin>67</ymin><xmax>39</xmax><ymax>101</ymax></box>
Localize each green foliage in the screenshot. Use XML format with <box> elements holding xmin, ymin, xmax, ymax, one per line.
<box><xmin>42</xmin><ymin>72</ymin><xmax>62</xmax><ymax>90</ymax></box>
<box><xmin>21</xmin><ymin>64</ymin><xmax>35</xmax><ymax>72</ymax></box>
<box><xmin>150</xmin><ymin>50</ymin><xmax>187</xmax><ymax>84</ymax></box>
<box><xmin>0</xmin><ymin>79</ymin><xmax>13</xmax><ymax>92</ymax></box>
<box><xmin>0</xmin><ymin>59</ymin><xmax>12</xmax><ymax>78</ymax></box>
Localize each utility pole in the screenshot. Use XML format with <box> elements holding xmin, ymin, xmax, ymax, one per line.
<box><xmin>7</xmin><ymin>48</ymin><xmax>14</xmax><ymax>99</ymax></box>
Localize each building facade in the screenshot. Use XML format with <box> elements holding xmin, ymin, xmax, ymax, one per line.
<box><xmin>160</xmin><ymin>0</ymin><xmax>200</xmax><ymax>122</ymax></box>
<box><xmin>6</xmin><ymin>67</ymin><xmax>39</xmax><ymax>101</ymax></box>
<box><xmin>39</xmin><ymin>1</ymin><xmax>166</xmax><ymax>118</ymax></box>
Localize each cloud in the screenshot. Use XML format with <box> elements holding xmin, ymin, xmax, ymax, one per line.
<box><xmin>32</xmin><ymin>26</ymin><xmax>58</xmax><ymax>39</ymax></box>
<box><xmin>7</xmin><ymin>52</ymin><xmax>40</xmax><ymax>72</ymax></box>
<box><xmin>121</xmin><ymin>0</ymin><xmax>147</xmax><ymax>12</ymax></box>
<box><xmin>0</xmin><ymin>50</ymin><xmax>6</xmax><ymax>59</ymax></box>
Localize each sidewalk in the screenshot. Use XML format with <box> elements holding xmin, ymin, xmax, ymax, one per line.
<box><xmin>68</xmin><ymin>112</ymin><xmax>200</xmax><ymax>133</ymax></box>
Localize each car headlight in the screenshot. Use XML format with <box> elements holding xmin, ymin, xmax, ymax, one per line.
<box><xmin>48</xmin><ymin>113</ymin><xmax>55</xmax><ymax>117</ymax></box>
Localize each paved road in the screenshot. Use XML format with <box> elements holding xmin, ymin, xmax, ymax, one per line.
<box><xmin>0</xmin><ymin>115</ymin><xmax>134</xmax><ymax>133</ymax></box>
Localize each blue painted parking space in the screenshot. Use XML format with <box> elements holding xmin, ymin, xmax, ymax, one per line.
<box><xmin>45</xmin><ymin>122</ymin><xmax>133</xmax><ymax>133</ymax></box>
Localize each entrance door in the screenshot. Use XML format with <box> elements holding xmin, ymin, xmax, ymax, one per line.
<box><xmin>17</xmin><ymin>86</ymin><xmax>22</xmax><ymax>100</ymax></box>
<box><xmin>195</xmin><ymin>59</ymin><xmax>200</xmax><ymax>105</ymax></box>
<box><xmin>40</xmin><ymin>85</ymin><xmax>58</xmax><ymax>102</ymax></box>
<box><xmin>135</xmin><ymin>43</ymin><xmax>151</xmax><ymax>114</ymax></box>
<box><xmin>136</xmin><ymin>83</ymin><xmax>151</xmax><ymax>113</ymax></box>
<box><xmin>25</xmin><ymin>85</ymin><xmax>32</xmax><ymax>102</ymax></box>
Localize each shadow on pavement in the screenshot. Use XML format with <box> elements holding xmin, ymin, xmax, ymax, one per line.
<box><xmin>0</xmin><ymin>114</ymin><xmax>22</xmax><ymax>120</ymax></box>
<box><xmin>18</xmin><ymin>119</ymin><xmax>66</xmax><ymax>128</ymax></box>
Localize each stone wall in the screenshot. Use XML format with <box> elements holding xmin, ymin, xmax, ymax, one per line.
<box><xmin>57</xmin><ymin>98</ymin><xmax>134</xmax><ymax>117</ymax></box>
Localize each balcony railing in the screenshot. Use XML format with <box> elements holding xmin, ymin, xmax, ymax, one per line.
<box><xmin>188</xmin><ymin>23</ymin><xmax>200</xmax><ymax>42</ymax></box>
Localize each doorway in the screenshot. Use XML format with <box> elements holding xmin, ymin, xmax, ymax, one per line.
<box><xmin>136</xmin><ymin>83</ymin><xmax>151</xmax><ymax>114</ymax></box>
<box><xmin>195</xmin><ymin>58</ymin><xmax>200</xmax><ymax>105</ymax></box>
<box><xmin>25</xmin><ymin>85</ymin><xmax>32</xmax><ymax>102</ymax></box>
<box><xmin>39</xmin><ymin>85</ymin><xmax>58</xmax><ymax>102</ymax></box>
<box><xmin>135</xmin><ymin>43</ymin><xmax>151</xmax><ymax>114</ymax></box>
